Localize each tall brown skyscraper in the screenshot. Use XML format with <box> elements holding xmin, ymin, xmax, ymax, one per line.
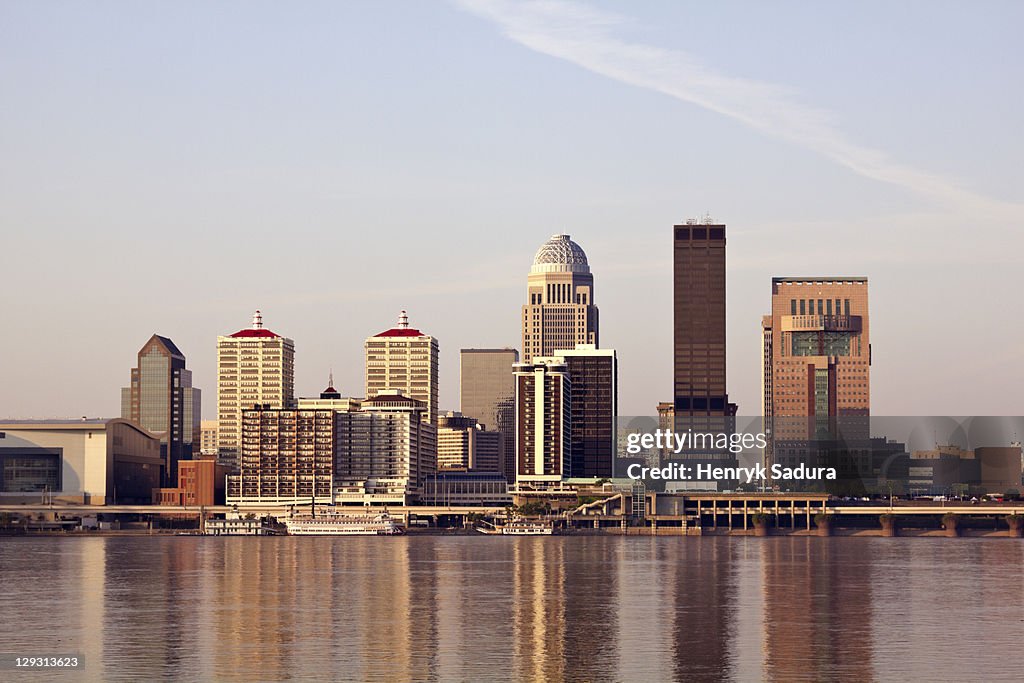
<box><xmin>522</xmin><ymin>234</ymin><xmax>598</xmax><ymax>363</ymax></box>
<box><xmin>673</xmin><ymin>219</ymin><xmax>735</xmax><ymax>417</ymax></box>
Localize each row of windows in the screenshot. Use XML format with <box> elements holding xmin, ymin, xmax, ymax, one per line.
<box><xmin>790</xmin><ymin>298</ymin><xmax>851</xmax><ymax>316</ymax></box>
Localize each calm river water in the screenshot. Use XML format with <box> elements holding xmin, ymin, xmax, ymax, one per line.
<box><xmin>0</xmin><ymin>536</ymin><xmax>1021</xmax><ymax>682</ymax></box>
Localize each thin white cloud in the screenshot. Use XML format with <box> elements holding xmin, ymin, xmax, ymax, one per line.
<box><xmin>456</xmin><ymin>0</ymin><xmax>1023</xmax><ymax>220</ymax></box>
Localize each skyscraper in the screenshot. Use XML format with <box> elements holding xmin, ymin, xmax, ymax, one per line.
<box><xmin>365</xmin><ymin>311</ymin><xmax>439</xmax><ymax>424</ymax></box>
<box><xmin>460</xmin><ymin>348</ymin><xmax>518</xmax><ymax>481</ymax></box>
<box><xmin>522</xmin><ymin>234</ymin><xmax>598</xmax><ymax>363</ymax></box>
<box><xmin>121</xmin><ymin>334</ymin><xmax>201</xmax><ymax>485</ymax></box>
<box><xmin>673</xmin><ymin>218</ymin><xmax>735</xmax><ymax>417</ymax></box>
<box><xmin>762</xmin><ymin>278</ymin><xmax>871</xmax><ymax>468</ymax></box>
<box><xmin>216</xmin><ymin>310</ymin><xmax>295</xmax><ymax>469</ymax></box>
<box><xmin>513</xmin><ymin>358</ymin><xmax>572</xmax><ymax>488</ymax></box>
<box><xmin>549</xmin><ymin>344</ymin><xmax>618</xmax><ymax>479</ymax></box>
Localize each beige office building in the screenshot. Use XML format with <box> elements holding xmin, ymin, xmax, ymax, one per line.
<box><xmin>217</xmin><ymin>310</ymin><xmax>295</xmax><ymax>469</ymax></box>
<box><xmin>200</xmin><ymin>420</ymin><xmax>218</xmax><ymax>456</ymax></box>
<box><xmin>522</xmin><ymin>234</ymin><xmax>598</xmax><ymax>363</ymax></box>
<box><xmin>365</xmin><ymin>311</ymin><xmax>439</xmax><ymax>424</ymax></box>
<box><xmin>437</xmin><ymin>411</ymin><xmax>502</xmax><ymax>472</ymax></box>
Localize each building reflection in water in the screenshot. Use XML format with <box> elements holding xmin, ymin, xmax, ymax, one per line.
<box><xmin>511</xmin><ymin>538</ymin><xmax>566</xmax><ymax>681</ymax></box>
<box><xmin>666</xmin><ymin>539</ymin><xmax>737</xmax><ymax>682</ymax></box>
<box><xmin>7</xmin><ymin>536</ymin><xmax>1024</xmax><ymax>680</ymax></box>
<box><xmin>761</xmin><ymin>538</ymin><xmax>874</xmax><ymax>682</ymax></box>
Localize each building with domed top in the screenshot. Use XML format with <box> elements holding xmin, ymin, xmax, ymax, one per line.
<box><xmin>522</xmin><ymin>234</ymin><xmax>599</xmax><ymax>362</ymax></box>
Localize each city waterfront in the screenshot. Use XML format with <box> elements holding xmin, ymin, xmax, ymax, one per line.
<box><xmin>1</xmin><ymin>536</ymin><xmax>1021</xmax><ymax>682</ymax></box>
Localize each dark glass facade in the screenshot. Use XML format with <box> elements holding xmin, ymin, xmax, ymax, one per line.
<box><xmin>561</xmin><ymin>353</ymin><xmax>617</xmax><ymax>478</ymax></box>
<box><xmin>121</xmin><ymin>335</ymin><xmax>201</xmax><ymax>485</ymax></box>
<box><xmin>673</xmin><ymin>223</ymin><xmax>735</xmax><ymax>417</ymax></box>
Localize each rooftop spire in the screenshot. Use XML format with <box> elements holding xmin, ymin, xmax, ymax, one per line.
<box><xmin>252</xmin><ymin>310</ymin><xmax>263</xmax><ymax>329</ymax></box>
<box><xmin>328</xmin><ymin>369</ymin><xmax>334</xmax><ymax>388</ymax></box>
<box><xmin>398</xmin><ymin>310</ymin><xmax>409</xmax><ymax>329</ymax></box>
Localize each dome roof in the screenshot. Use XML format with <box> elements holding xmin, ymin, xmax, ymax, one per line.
<box><xmin>531</xmin><ymin>234</ymin><xmax>590</xmax><ymax>274</ymax></box>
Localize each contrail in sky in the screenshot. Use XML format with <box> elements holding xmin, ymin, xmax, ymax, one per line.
<box><xmin>456</xmin><ymin>0</ymin><xmax>1021</xmax><ymax>220</ymax></box>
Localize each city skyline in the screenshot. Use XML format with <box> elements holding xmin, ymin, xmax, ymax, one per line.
<box><xmin>2</xmin><ymin>2</ymin><xmax>1022</xmax><ymax>419</ymax></box>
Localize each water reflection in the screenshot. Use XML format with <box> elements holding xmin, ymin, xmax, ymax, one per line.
<box><xmin>761</xmin><ymin>539</ymin><xmax>874</xmax><ymax>682</ymax></box>
<box><xmin>1</xmin><ymin>537</ymin><xmax>1023</xmax><ymax>681</ymax></box>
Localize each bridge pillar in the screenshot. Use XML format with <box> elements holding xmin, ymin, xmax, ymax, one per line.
<box><xmin>942</xmin><ymin>514</ymin><xmax>960</xmax><ymax>538</ymax></box>
<box><xmin>879</xmin><ymin>514</ymin><xmax>897</xmax><ymax>537</ymax></box>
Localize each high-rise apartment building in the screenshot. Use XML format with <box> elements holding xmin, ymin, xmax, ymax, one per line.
<box><xmin>333</xmin><ymin>391</ymin><xmax>437</xmax><ymax>505</ymax></box>
<box><xmin>673</xmin><ymin>219</ymin><xmax>735</xmax><ymax>417</ymax></box>
<box><xmin>549</xmin><ymin>344</ymin><xmax>617</xmax><ymax>479</ymax></box>
<box><xmin>522</xmin><ymin>234</ymin><xmax>598</xmax><ymax>363</ymax></box>
<box><xmin>121</xmin><ymin>334</ymin><xmax>201</xmax><ymax>485</ymax></box>
<box><xmin>226</xmin><ymin>407</ymin><xmax>336</xmax><ymax>505</ymax></box>
<box><xmin>460</xmin><ymin>348</ymin><xmax>518</xmax><ymax>481</ymax></box>
<box><xmin>437</xmin><ymin>411</ymin><xmax>502</xmax><ymax>472</ymax></box>
<box><xmin>365</xmin><ymin>311</ymin><xmax>439</xmax><ymax>424</ymax></box>
<box><xmin>762</xmin><ymin>278</ymin><xmax>871</xmax><ymax>470</ymax></box>
<box><xmin>513</xmin><ymin>359</ymin><xmax>571</xmax><ymax>488</ymax></box>
<box><xmin>217</xmin><ymin>311</ymin><xmax>295</xmax><ymax>469</ymax></box>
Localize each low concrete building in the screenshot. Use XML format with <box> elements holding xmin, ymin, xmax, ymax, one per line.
<box><xmin>422</xmin><ymin>471</ymin><xmax>511</xmax><ymax>506</ymax></box>
<box><xmin>0</xmin><ymin>419</ymin><xmax>163</xmax><ymax>504</ymax></box>
<box><xmin>908</xmin><ymin>444</ymin><xmax>1023</xmax><ymax>495</ymax></box>
<box><xmin>977</xmin><ymin>446</ymin><xmax>1023</xmax><ymax>494</ymax></box>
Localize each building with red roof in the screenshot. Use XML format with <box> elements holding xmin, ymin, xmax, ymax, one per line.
<box><xmin>365</xmin><ymin>311</ymin><xmax>439</xmax><ymax>425</ymax></box>
<box><xmin>216</xmin><ymin>310</ymin><xmax>295</xmax><ymax>469</ymax></box>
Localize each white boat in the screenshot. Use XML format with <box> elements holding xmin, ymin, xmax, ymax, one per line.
<box><xmin>477</xmin><ymin>519</ymin><xmax>555</xmax><ymax>535</ymax></box>
<box><xmin>283</xmin><ymin>511</ymin><xmax>405</xmax><ymax>536</ymax></box>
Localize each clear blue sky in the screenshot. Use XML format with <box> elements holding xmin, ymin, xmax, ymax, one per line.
<box><xmin>1</xmin><ymin>0</ymin><xmax>1021</xmax><ymax>418</ymax></box>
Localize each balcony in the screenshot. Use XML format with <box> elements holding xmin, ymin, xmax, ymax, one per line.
<box><xmin>780</xmin><ymin>315</ymin><xmax>861</xmax><ymax>333</ymax></box>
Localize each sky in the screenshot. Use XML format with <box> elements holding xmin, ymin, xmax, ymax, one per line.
<box><xmin>1</xmin><ymin>0</ymin><xmax>1022</xmax><ymax>419</ymax></box>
